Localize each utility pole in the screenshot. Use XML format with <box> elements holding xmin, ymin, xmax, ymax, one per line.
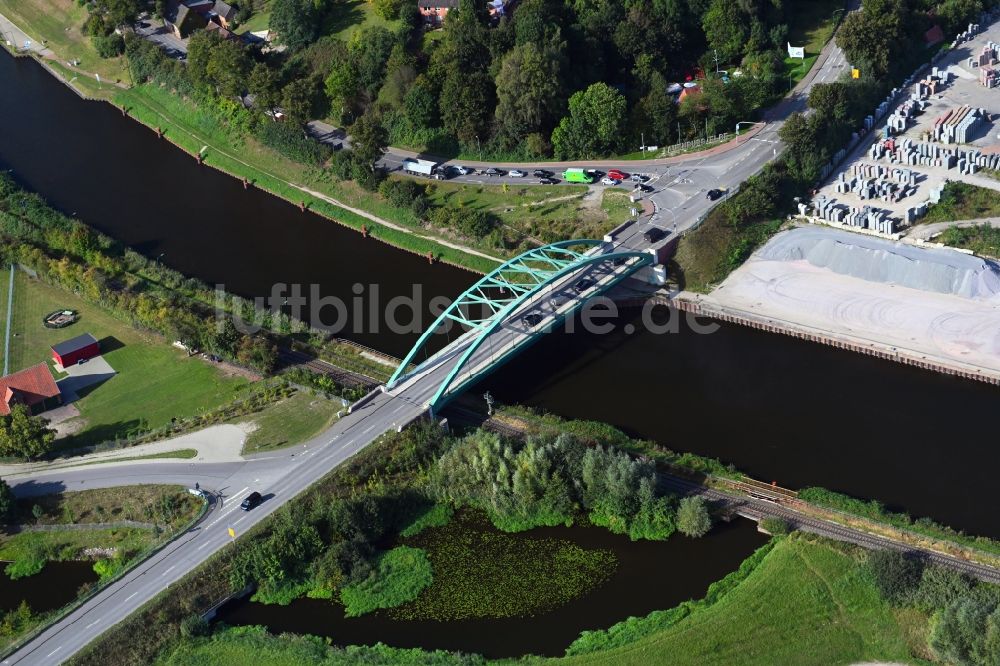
<box><xmin>641</xmin><ymin>132</ymin><xmax>645</xmax><ymax>152</ymax></box>
<box><xmin>475</xmin><ymin>135</ymin><xmax>482</xmax><ymax>161</ymax></box>
<box><xmin>705</xmin><ymin>117</ymin><xmax>709</xmax><ymax>140</ymax></box>
<box><xmin>713</xmin><ymin>49</ymin><xmax>720</xmax><ymax>74</ymax></box>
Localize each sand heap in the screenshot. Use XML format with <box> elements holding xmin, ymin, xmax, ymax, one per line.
<box><xmin>757</xmin><ymin>227</ymin><xmax>1000</xmax><ymax>300</ymax></box>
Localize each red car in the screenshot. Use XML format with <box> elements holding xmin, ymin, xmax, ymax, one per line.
<box><xmin>607</xmin><ymin>169</ymin><xmax>629</xmax><ymax>181</ymax></box>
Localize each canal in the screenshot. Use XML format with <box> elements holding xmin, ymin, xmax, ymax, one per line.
<box><xmin>4</xmin><ymin>51</ymin><xmax>1000</xmax><ymax>542</ymax></box>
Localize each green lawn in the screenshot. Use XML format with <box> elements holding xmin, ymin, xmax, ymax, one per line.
<box><xmin>238</xmin><ymin>390</ymin><xmax>340</xmax><ymax>454</ymax></box>
<box><xmin>8</xmin><ymin>272</ymin><xmax>247</xmax><ymax>449</ymax></box>
<box><xmin>937</xmin><ymin>224</ymin><xmax>1000</xmax><ymax>258</ymax></box>
<box><xmin>783</xmin><ymin>0</ymin><xmax>845</xmax><ymax>86</ymax></box>
<box><xmin>14</xmin><ymin>485</ymin><xmax>201</xmax><ymax>529</ymax></box>
<box><xmin>559</xmin><ymin>535</ymin><xmax>913</xmax><ymax>666</ymax></box>
<box><xmin>0</xmin><ymin>0</ymin><xmax>128</xmax><ymax>83</ymax></box>
<box><xmin>234</xmin><ymin>10</ymin><xmax>271</xmax><ymax>35</ymax></box>
<box><xmin>0</xmin><ymin>266</ymin><xmax>10</xmax><ymax>372</ymax></box>
<box><xmin>923</xmin><ymin>181</ymin><xmax>1000</xmax><ymax>223</ymax></box>
<box><xmin>423</xmin><ymin>181</ymin><xmax>632</xmax><ymax>245</ymax></box>
<box><xmin>321</xmin><ymin>0</ymin><xmax>399</xmax><ymax>41</ymax></box>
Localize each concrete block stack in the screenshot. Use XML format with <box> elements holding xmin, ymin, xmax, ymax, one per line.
<box><xmin>981</xmin><ymin>66</ymin><xmax>998</xmax><ymax>88</ymax></box>
<box><xmin>931</xmin><ymin>105</ymin><xmax>984</xmax><ymax>144</ymax></box>
<box><xmin>808</xmin><ymin>196</ymin><xmax>897</xmax><ymax>234</ymax></box>
<box><xmin>978</xmin><ymin>42</ymin><xmax>998</xmax><ymax>67</ymax></box>
<box><xmin>906</xmin><ymin>201</ymin><xmax>929</xmax><ymax>224</ymax></box>
<box><xmin>868</xmin><ymin>138</ymin><xmax>995</xmax><ymax>174</ymax></box>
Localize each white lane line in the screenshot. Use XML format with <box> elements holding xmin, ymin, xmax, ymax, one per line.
<box><xmin>197</xmin><ymin>541</ymin><xmax>211</xmax><ymax>551</ymax></box>
<box><xmin>46</xmin><ymin>647</ymin><xmax>62</xmax><ymax>658</ymax></box>
<box><xmin>162</xmin><ymin>565</ymin><xmax>177</xmax><ymax>577</ymax></box>
<box><xmin>85</xmin><ymin>619</ymin><xmax>102</xmax><ymax>629</ymax></box>
<box><xmin>124</xmin><ymin>592</ymin><xmax>138</xmax><ymax>602</ymax></box>
<box><xmin>362</xmin><ymin>424</ymin><xmax>375</xmax><ymax>435</ymax></box>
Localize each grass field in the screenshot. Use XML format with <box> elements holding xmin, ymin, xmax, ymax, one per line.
<box><xmin>14</xmin><ymin>485</ymin><xmax>201</xmax><ymax>530</ymax></box>
<box><xmin>923</xmin><ymin>181</ymin><xmax>1000</xmax><ymax>223</ymax></box>
<box><xmin>0</xmin><ymin>266</ymin><xmax>10</xmax><ymax>372</ymax></box>
<box><xmin>938</xmin><ymin>224</ymin><xmax>1000</xmax><ymax>258</ymax></box>
<box><xmin>7</xmin><ymin>272</ymin><xmax>247</xmax><ymax>449</ymax></box>
<box><xmin>0</xmin><ymin>0</ymin><xmax>127</xmax><ymax>83</ymax></box>
<box><xmin>238</xmin><ymin>390</ymin><xmax>340</xmax><ymax>454</ymax></box>
<box><xmin>559</xmin><ymin>535</ymin><xmax>912</xmax><ymax>665</ymax></box>
<box><xmin>423</xmin><ymin>181</ymin><xmax>631</xmax><ymax>245</ymax></box>
<box><xmin>783</xmin><ymin>0</ymin><xmax>845</xmax><ymax>86</ymax></box>
<box><xmin>321</xmin><ymin>0</ymin><xmax>399</xmax><ymax>41</ymax></box>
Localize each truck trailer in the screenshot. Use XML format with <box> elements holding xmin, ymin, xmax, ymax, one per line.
<box><xmin>402</xmin><ymin>158</ymin><xmax>440</xmax><ymax>178</ymax></box>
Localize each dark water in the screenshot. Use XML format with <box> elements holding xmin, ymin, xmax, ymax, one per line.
<box><xmin>217</xmin><ymin>518</ymin><xmax>766</xmax><ymax>658</ymax></box>
<box><xmin>0</xmin><ymin>561</ymin><xmax>97</xmax><ymax>614</ymax></box>
<box><xmin>483</xmin><ymin>306</ymin><xmax>1000</xmax><ymax>537</ymax></box>
<box><xmin>5</xmin><ymin>52</ymin><xmax>1000</xmax><ymax>538</ymax></box>
<box><xmin>0</xmin><ymin>52</ymin><xmax>469</xmax><ymax>358</ymax></box>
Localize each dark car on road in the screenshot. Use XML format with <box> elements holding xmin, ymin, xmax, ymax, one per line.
<box><xmin>573</xmin><ymin>278</ymin><xmax>595</xmax><ymax>293</ymax></box>
<box><xmin>643</xmin><ymin>227</ymin><xmax>667</xmax><ymax>243</ymax></box>
<box><xmin>522</xmin><ymin>312</ymin><xmax>543</xmax><ymax>327</ymax></box>
<box><xmin>532</xmin><ymin>169</ymin><xmax>553</xmax><ymax>178</ymax></box>
<box><xmin>485</xmin><ymin>167</ymin><xmax>502</xmax><ymax>176</ymax></box>
<box><xmin>241</xmin><ymin>491</ymin><xmax>263</xmax><ymax>511</ymax></box>
<box><xmin>706</xmin><ymin>188</ymin><xmax>727</xmax><ymax>200</ymax></box>
<box><xmin>635</xmin><ymin>183</ymin><xmax>653</xmax><ymax>192</ymax></box>
<box><xmin>538</xmin><ymin>177</ymin><xmax>559</xmax><ymax>185</ymax></box>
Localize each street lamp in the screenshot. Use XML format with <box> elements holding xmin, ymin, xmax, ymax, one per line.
<box><xmin>475</xmin><ymin>135</ymin><xmax>482</xmax><ymax>161</ymax></box>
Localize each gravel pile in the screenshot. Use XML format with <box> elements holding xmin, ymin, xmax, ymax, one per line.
<box><xmin>757</xmin><ymin>227</ymin><xmax>1000</xmax><ymax>300</ymax></box>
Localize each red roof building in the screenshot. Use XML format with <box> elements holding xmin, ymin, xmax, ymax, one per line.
<box><xmin>51</xmin><ymin>333</ymin><xmax>100</xmax><ymax>368</ymax></box>
<box><xmin>0</xmin><ymin>363</ymin><xmax>61</xmax><ymax>416</ymax></box>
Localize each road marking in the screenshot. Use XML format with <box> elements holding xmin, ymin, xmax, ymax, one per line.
<box><xmin>162</xmin><ymin>565</ymin><xmax>177</xmax><ymax>577</ymax></box>
<box><xmin>46</xmin><ymin>647</ymin><xmax>62</xmax><ymax>658</ymax></box>
<box><xmin>85</xmin><ymin>618</ymin><xmax>102</xmax><ymax>629</ymax></box>
<box><xmin>124</xmin><ymin>592</ymin><xmax>138</xmax><ymax>602</ymax></box>
<box><xmin>197</xmin><ymin>541</ymin><xmax>211</xmax><ymax>550</ymax></box>
<box><xmin>362</xmin><ymin>424</ymin><xmax>375</xmax><ymax>434</ymax></box>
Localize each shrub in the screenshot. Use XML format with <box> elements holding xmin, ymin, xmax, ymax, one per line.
<box><xmin>865</xmin><ymin>550</ymin><xmax>922</xmax><ymax>605</ymax></box>
<box><xmin>760</xmin><ymin>516</ymin><xmax>790</xmax><ymax>536</ymax></box>
<box><xmin>339</xmin><ymin>546</ymin><xmax>433</xmax><ymax>617</ymax></box>
<box><xmin>676</xmin><ymin>496</ymin><xmax>712</xmax><ymax>538</ymax></box>
<box><xmin>255</xmin><ymin>121</ymin><xmax>330</xmax><ymax>166</ymax></box>
<box><xmin>93</xmin><ymin>33</ymin><xmax>125</xmax><ymax>59</ymax></box>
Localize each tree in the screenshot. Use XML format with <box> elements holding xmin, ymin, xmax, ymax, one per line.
<box><xmin>372</xmin><ymin>0</ymin><xmax>406</xmax><ymax>20</ymax></box>
<box><xmin>930</xmin><ymin>594</ymin><xmax>1000</xmax><ymax>665</ymax></box>
<box><xmin>701</xmin><ymin>0</ymin><xmax>748</xmax><ymax>64</ymax></box>
<box><xmin>676</xmin><ymin>496</ymin><xmax>712</xmax><ymax>537</ymax></box>
<box><xmin>350</xmin><ymin>110</ymin><xmax>389</xmax><ymax>170</ymax></box>
<box><xmin>270</xmin><ymin>0</ymin><xmax>319</xmax><ymax>51</ymax></box>
<box><xmin>404</xmin><ymin>76</ymin><xmax>439</xmax><ymax>128</ymax></box>
<box><xmin>866</xmin><ymin>549</ymin><xmax>922</xmax><ymax>604</ymax></box>
<box><xmin>0</xmin><ymin>479</ymin><xmax>14</xmax><ymax>522</ymax></box>
<box><xmin>493</xmin><ymin>42</ymin><xmax>565</xmax><ymax>148</ymax></box>
<box><xmin>248</xmin><ymin>63</ymin><xmax>281</xmax><ymax>115</ymax></box>
<box><xmin>281</xmin><ymin>76</ymin><xmax>321</xmax><ymax>125</ymax></box>
<box><xmin>760</xmin><ymin>516</ymin><xmax>790</xmax><ymax>536</ymax></box>
<box><xmin>0</xmin><ymin>406</ymin><xmax>56</xmax><ymax>460</ymax></box>
<box><xmin>205</xmin><ymin>39</ymin><xmax>252</xmax><ymax>97</ymax></box>
<box><xmin>439</xmin><ymin>68</ymin><xmax>495</xmax><ymax>144</ymax></box>
<box><xmin>550</xmin><ymin>82</ymin><xmax>627</xmax><ymax>159</ymax></box>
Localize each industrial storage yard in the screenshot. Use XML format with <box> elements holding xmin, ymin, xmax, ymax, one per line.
<box><xmin>808</xmin><ymin>17</ymin><xmax>1000</xmax><ymax>236</ymax></box>
<box><xmin>707</xmin><ymin>226</ymin><xmax>1000</xmax><ymax>376</ymax></box>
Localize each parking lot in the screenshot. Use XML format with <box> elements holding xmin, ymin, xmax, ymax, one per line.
<box><xmin>134</xmin><ymin>16</ymin><xmax>188</xmax><ymax>59</ymax></box>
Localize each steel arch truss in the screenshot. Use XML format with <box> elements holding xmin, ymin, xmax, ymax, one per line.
<box><xmin>387</xmin><ymin>239</ymin><xmax>653</xmax><ymax>409</ymax></box>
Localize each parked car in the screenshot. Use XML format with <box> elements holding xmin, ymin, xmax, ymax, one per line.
<box><xmin>521</xmin><ymin>312</ymin><xmax>543</xmax><ymax>327</ymax></box>
<box><xmin>706</xmin><ymin>188</ymin><xmax>727</xmax><ymax>200</ymax></box>
<box><xmin>452</xmin><ymin>165</ymin><xmax>471</xmax><ymax>175</ymax></box>
<box><xmin>485</xmin><ymin>167</ymin><xmax>501</xmax><ymax>176</ymax></box>
<box><xmin>241</xmin><ymin>491</ymin><xmax>263</xmax><ymax>511</ymax></box>
<box><xmin>643</xmin><ymin>227</ymin><xmax>667</xmax><ymax>243</ymax></box>
<box><xmin>573</xmin><ymin>278</ymin><xmax>595</xmax><ymax>292</ymax></box>
<box><xmin>635</xmin><ymin>183</ymin><xmax>654</xmax><ymax>192</ymax></box>
<box><xmin>608</xmin><ymin>169</ymin><xmax>628</xmax><ymax>181</ymax></box>
<box><xmin>630</xmin><ymin>174</ymin><xmax>646</xmax><ymax>183</ymax></box>
<box><xmin>509</xmin><ymin>169</ymin><xmax>526</xmax><ymax>177</ymax></box>
<box><xmin>532</xmin><ymin>169</ymin><xmax>553</xmax><ymax>178</ymax></box>
<box><xmin>538</xmin><ymin>177</ymin><xmax>558</xmax><ymax>185</ymax></box>
<box><xmin>600</xmin><ymin>176</ymin><xmax>619</xmax><ymax>186</ymax></box>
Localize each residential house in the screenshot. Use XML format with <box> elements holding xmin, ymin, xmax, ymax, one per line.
<box><xmin>0</xmin><ymin>363</ymin><xmax>61</xmax><ymax>416</ymax></box>
<box><xmin>164</xmin><ymin>0</ymin><xmax>211</xmax><ymax>39</ymax></box>
<box><xmin>205</xmin><ymin>20</ymin><xmax>239</xmax><ymax>42</ymax></box>
<box><xmin>417</xmin><ymin>0</ymin><xmax>460</xmax><ymax>25</ymax></box>
<box><xmin>211</xmin><ymin>0</ymin><xmax>238</xmax><ymax>29</ymax></box>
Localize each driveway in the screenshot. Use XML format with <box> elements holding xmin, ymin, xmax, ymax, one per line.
<box><xmin>56</xmin><ymin>355</ymin><xmax>116</xmax><ymax>402</ymax></box>
<box><xmin>134</xmin><ymin>19</ymin><xmax>187</xmax><ymax>58</ymax></box>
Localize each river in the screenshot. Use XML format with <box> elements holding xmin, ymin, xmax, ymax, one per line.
<box><xmin>4</xmin><ymin>51</ymin><xmax>1000</xmax><ymax>540</ymax></box>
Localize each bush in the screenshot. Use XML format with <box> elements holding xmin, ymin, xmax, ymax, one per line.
<box><xmin>93</xmin><ymin>32</ymin><xmax>125</xmax><ymax>58</ymax></box>
<box><xmin>339</xmin><ymin>546</ymin><xmax>433</xmax><ymax>616</ymax></box>
<box><xmin>676</xmin><ymin>496</ymin><xmax>712</xmax><ymax>538</ymax></box>
<box><xmin>255</xmin><ymin>121</ymin><xmax>330</xmax><ymax>166</ymax></box>
<box><xmin>912</xmin><ymin>565</ymin><xmax>974</xmax><ymax>613</ymax></box>
<box><xmin>865</xmin><ymin>550</ymin><xmax>922</xmax><ymax>605</ymax></box>
<box><xmin>179</xmin><ymin>614</ymin><xmax>210</xmax><ymax>638</ymax></box>
<box><xmin>760</xmin><ymin>516</ymin><xmax>790</xmax><ymax>536</ymax></box>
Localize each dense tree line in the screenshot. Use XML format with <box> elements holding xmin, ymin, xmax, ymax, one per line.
<box><xmin>0</xmin><ymin>406</ymin><xmax>55</xmax><ymax>460</ymax></box>
<box><xmin>431</xmin><ymin>431</ymin><xmax>679</xmax><ymax>539</ymax></box>
<box><xmin>0</xmin><ymin>174</ymin><xmax>286</xmax><ymax>373</ymax></box>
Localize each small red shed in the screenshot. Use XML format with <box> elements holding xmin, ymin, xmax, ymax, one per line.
<box><xmin>51</xmin><ymin>333</ymin><xmax>100</xmax><ymax>368</ymax></box>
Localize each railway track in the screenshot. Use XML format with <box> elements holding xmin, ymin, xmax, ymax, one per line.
<box><xmin>277</xmin><ymin>349</ymin><xmax>380</xmax><ymax>391</ymax></box>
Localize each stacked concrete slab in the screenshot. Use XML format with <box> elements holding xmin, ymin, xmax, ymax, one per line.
<box><xmin>868</xmin><ymin>138</ymin><xmax>994</xmax><ymax>174</ymax></box>
<box><xmin>805</xmin><ymin>195</ymin><xmax>897</xmax><ymax>234</ymax></box>
<box><xmin>931</xmin><ymin>105</ymin><xmax>984</xmax><ymax>144</ymax></box>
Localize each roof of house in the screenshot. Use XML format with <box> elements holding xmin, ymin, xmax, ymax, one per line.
<box><xmin>212</xmin><ymin>0</ymin><xmax>238</xmax><ymax>20</ymax></box>
<box><xmin>0</xmin><ymin>363</ymin><xmax>60</xmax><ymax>416</ymax></box>
<box><xmin>166</xmin><ymin>1</ymin><xmax>210</xmax><ymax>28</ymax></box>
<box><xmin>417</xmin><ymin>0</ymin><xmax>460</xmax><ymax>8</ymax></box>
<box><xmin>206</xmin><ymin>20</ymin><xmax>238</xmax><ymax>40</ymax></box>
<box><xmin>925</xmin><ymin>24</ymin><xmax>945</xmax><ymax>45</ymax></box>
<box><xmin>51</xmin><ymin>332</ymin><xmax>99</xmax><ymax>358</ymax></box>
